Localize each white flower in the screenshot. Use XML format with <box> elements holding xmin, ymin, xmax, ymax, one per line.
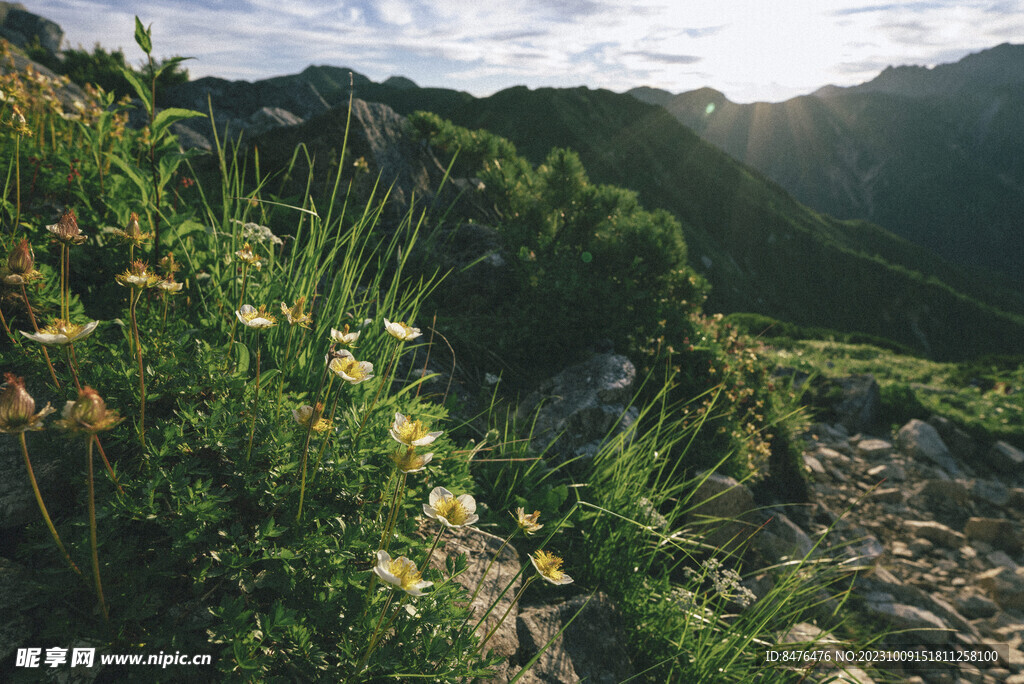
<box><xmin>292</xmin><ymin>403</ymin><xmax>332</xmax><ymax>433</ymax></box>
<box><xmin>235</xmin><ymin>304</ymin><xmax>276</xmax><ymax>329</ymax></box>
<box><xmin>530</xmin><ymin>550</ymin><xmax>573</xmax><ymax>585</ymax></box>
<box><xmin>328</xmin><ymin>350</ymin><xmax>374</xmax><ymax>384</ymax></box>
<box><xmin>384</xmin><ymin>318</ymin><xmax>421</xmax><ymax>341</ymax></box>
<box><xmin>389</xmin><ymin>447</ymin><xmax>433</xmax><ymax>474</ymax></box>
<box><xmin>373</xmin><ymin>550</ymin><xmax>432</xmax><ymax>597</ymax></box>
<box><xmin>329</xmin><ymin>326</ymin><xmax>360</xmax><ymax>346</ymax></box>
<box><xmin>21</xmin><ymin>319</ymin><xmax>98</xmax><ymax>346</ymax></box>
<box><xmin>422</xmin><ymin>487</ymin><xmax>478</xmax><ymax>528</ymax></box>
<box><xmin>512</xmin><ymin>507</ymin><xmax>544</xmax><ymax>535</ymax></box>
<box><xmin>232</xmin><ymin>219</ymin><xmax>283</xmax><ymax>246</ymax></box>
<box><xmin>389</xmin><ymin>412</ymin><xmax>441</xmax><ymax>447</ymax></box>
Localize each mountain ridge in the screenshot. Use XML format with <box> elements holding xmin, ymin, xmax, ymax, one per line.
<box><xmin>642</xmin><ymin>43</ymin><xmax>1024</xmax><ymax>289</ymax></box>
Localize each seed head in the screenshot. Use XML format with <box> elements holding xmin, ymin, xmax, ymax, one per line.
<box><xmin>47</xmin><ymin>209</ymin><xmax>87</xmax><ymax>245</ymax></box>
<box><xmin>0</xmin><ymin>373</ymin><xmax>54</xmax><ymax>433</ymax></box>
<box><xmin>8</xmin><ymin>239</ymin><xmax>34</xmax><ymax>274</ymax></box>
<box><xmin>57</xmin><ymin>386</ymin><xmax>123</xmax><ymax>434</ymax></box>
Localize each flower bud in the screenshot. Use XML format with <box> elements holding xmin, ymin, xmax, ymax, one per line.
<box><xmin>71</xmin><ymin>387</ymin><xmax>106</xmax><ymax>426</ymax></box>
<box><xmin>59</xmin><ymin>386</ymin><xmax>121</xmax><ymax>434</ymax></box>
<box><xmin>7</xmin><ymin>239</ymin><xmax>34</xmax><ymax>275</ymax></box>
<box><xmin>0</xmin><ymin>373</ymin><xmax>36</xmax><ymax>430</ymax></box>
<box><xmin>126</xmin><ymin>212</ymin><xmax>140</xmax><ymax>239</ymax></box>
<box><xmin>47</xmin><ymin>208</ymin><xmax>86</xmax><ymax>245</ymax></box>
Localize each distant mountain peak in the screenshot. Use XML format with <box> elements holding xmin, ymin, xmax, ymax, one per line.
<box><xmin>625</xmin><ymin>86</ymin><xmax>675</xmax><ymax>106</ymax></box>
<box><xmin>817</xmin><ymin>42</ymin><xmax>1024</xmax><ymax>99</ymax></box>
<box><xmin>383</xmin><ymin>76</ymin><xmax>418</xmax><ymax>90</ymax></box>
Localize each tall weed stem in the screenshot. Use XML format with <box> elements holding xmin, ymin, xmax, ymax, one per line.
<box><xmin>19</xmin><ymin>284</ymin><xmax>60</xmax><ymax>388</ymax></box>
<box><xmin>19</xmin><ymin>433</ymin><xmax>82</xmax><ymax>577</ymax></box>
<box><xmin>86</xmin><ymin>436</ymin><xmax>109</xmax><ymax>621</ymax></box>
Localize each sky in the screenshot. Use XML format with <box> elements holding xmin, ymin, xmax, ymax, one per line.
<box><xmin>24</xmin><ymin>1</ymin><xmax>1024</xmax><ymax>103</ymax></box>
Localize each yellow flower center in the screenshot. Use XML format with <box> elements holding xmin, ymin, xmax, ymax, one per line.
<box><xmin>392</xmin><ymin>448</ymin><xmax>426</xmax><ymax>472</ymax></box>
<box><xmin>41</xmin><ymin>320</ymin><xmax>77</xmax><ymax>336</ymax></box>
<box><xmin>397</xmin><ymin>418</ymin><xmax>429</xmax><ymax>443</ymax></box>
<box><xmin>387</xmin><ymin>558</ymin><xmax>424</xmax><ymax>592</ymax></box>
<box><xmin>433</xmin><ymin>496</ymin><xmax>470</xmax><ymax>526</ymax></box>
<box><xmin>533</xmin><ymin>550</ymin><xmax>566</xmax><ymax>581</ymax></box>
<box><xmin>332</xmin><ymin>357</ymin><xmax>367</xmax><ymax>381</ymax></box>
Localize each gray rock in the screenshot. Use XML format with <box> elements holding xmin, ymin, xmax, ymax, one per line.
<box><xmin>975</xmin><ymin>567</ymin><xmax>1024</xmax><ymax>610</ymax></box>
<box><xmin>752</xmin><ymin>511</ymin><xmax>815</xmax><ymax>561</ymax></box>
<box><xmin>0</xmin><ymin>5</ymin><xmax>63</xmax><ymax>53</ymax></box>
<box><xmin>904</xmin><ymin>520</ymin><xmax>965</xmax><ymax>549</ymax></box>
<box><xmin>834</xmin><ymin>375</ymin><xmax>882</xmax><ymax>433</ymax></box>
<box><xmin>518</xmin><ymin>353</ymin><xmax>638</xmax><ymax>461</ymax></box>
<box><xmin>427</xmin><ymin>527</ymin><xmax>522</xmax><ymax>663</ymax></box>
<box><xmin>988</xmin><ymin>441</ymin><xmax>1024</xmax><ymax>477</ymax></box>
<box><xmin>863</xmin><ymin>600</ymin><xmax>951</xmax><ymax>644</ymax></box>
<box><xmin>512</xmin><ymin>593</ymin><xmax>635</xmax><ymax>684</ymax></box>
<box><xmin>242</xmin><ymin>106</ymin><xmax>304</xmax><ymax>136</ymax></box>
<box><xmin>0</xmin><ymin>557</ymin><xmax>31</xmax><ymax>662</ymax></box>
<box><xmin>685</xmin><ymin>472</ymin><xmax>758</xmax><ymax>552</ymax></box>
<box><xmin>857</xmin><ymin>438</ymin><xmax>893</xmax><ymax>460</ymax></box>
<box><xmin>972</xmin><ymin>479</ymin><xmax>1011</xmax><ymax>509</ymax></box>
<box><xmin>898</xmin><ymin>419</ymin><xmax>961</xmax><ymax>476</ymax></box>
<box><xmin>929</xmin><ymin>415</ymin><xmax>978</xmax><ymax>463</ymax></box>
<box><xmin>954</xmin><ymin>593</ymin><xmax>999</xmax><ymax>619</ymax></box>
<box><xmin>963</xmin><ymin>517</ymin><xmax>1022</xmax><ymax>554</ymax></box>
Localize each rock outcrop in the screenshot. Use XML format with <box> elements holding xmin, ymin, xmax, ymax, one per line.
<box><xmin>516</xmin><ymin>353</ymin><xmax>639</xmax><ymax>462</ymax></box>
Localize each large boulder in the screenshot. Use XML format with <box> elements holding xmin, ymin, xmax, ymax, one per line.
<box><xmin>517</xmin><ymin>353</ymin><xmax>638</xmax><ymax>462</ymax></box>
<box><xmin>988</xmin><ymin>441</ymin><xmax>1024</xmax><ymax>477</ymax></box>
<box><xmin>0</xmin><ymin>3</ymin><xmax>63</xmax><ymax>54</ymax></box>
<box><xmin>685</xmin><ymin>472</ymin><xmax>758</xmax><ymax>552</ymax></box>
<box><xmin>975</xmin><ymin>566</ymin><xmax>1024</xmax><ymax>611</ymax></box>
<box><xmin>897</xmin><ymin>419</ymin><xmax>961</xmax><ymax>476</ymax></box>
<box><xmin>512</xmin><ymin>593</ymin><xmax>635</xmax><ymax>683</ymax></box>
<box><xmin>427</xmin><ymin>526</ymin><xmax>522</xmax><ymax>674</ymax></box>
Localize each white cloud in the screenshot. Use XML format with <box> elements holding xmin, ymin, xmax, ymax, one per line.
<box><xmin>25</xmin><ymin>0</ymin><xmax>1024</xmax><ymax>101</ymax></box>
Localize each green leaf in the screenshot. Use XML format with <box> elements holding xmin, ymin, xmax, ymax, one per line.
<box><xmin>153</xmin><ymin>107</ymin><xmax>204</xmax><ymax>141</ymax></box>
<box><xmin>154</xmin><ymin>56</ymin><xmax>194</xmax><ymax>79</ymax></box>
<box><xmin>107</xmin><ymin>154</ymin><xmax>149</xmax><ymax>198</ymax></box>
<box><xmin>233</xmin><ymin>341</ymin><xmax>250</xmax><ymax>375</ymax></box>
<box><xmin>117</xmin><ymin>65</ymin><xmax>151</xmax><ymax>110</ymax></box>
<box><xmin>134</xmin><ymin>17</ymin><xmax>152</xmax><ymax>55</ymax></box>
<box><xmin>173</xmin><ymin>219</ymin><xmax>208</xmax><ymax>239</ymax></box>
<box><xmin>258</xmin><ymin>369</ymin><xmax>281</xmax><ymax>385</ymax></box>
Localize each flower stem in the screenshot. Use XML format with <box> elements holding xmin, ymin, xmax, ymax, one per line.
<box><xmin>467</xmin><ymin>529</ymin><xmax>518</xmax><ymax>607</ymax></box>
<box><xmin>245</xmin><ymin>344</ymin><xmax>261</xmax><ymax>464</ymax></box>
<box><xmin>421</xmin><ymin>525</ymin><xmax>445</xmax><ymax>571</ymax></box>
<box><xmin>296</xmin><ymin>358</ymin><xmax>330</xmax><ymax>523</ymax></box>
<box><xmin>224</xmin><ymin>263</ymin><xmax>249</xmax><ymax>369</ymax></box>
<box><xmin>14</xmin><ymin>133</ymin><xmax>21</xmax><ymax>232</ymax></box>
<box><xmin>477</xmin><ymin>575</ymin><xmax>535</xmax><ymax>654</ymax></box>
<box><xmin>86</xmin><ymin>436</ymin><xmax>109</xmax><ymax>621</ymax></box>
<box><xmin>309</xmin><ymin>377</ymin><xmax>344</xmax><ymax>486</ymax></box>
<box><xmin>93</xmin><ymin>435</ymin><xmax>124</xmax><ymax>496</ymax></box>
<box><xmin>0</xmin><ymin>304</ymin><xmax>19</xmax><ymax>347</ymax></box>
<box><xmin>19</xmin><ymin>284</ymin><xmax>60</xmax><ymax>389</ymax></box>
<box><xmin>62</xmin><ymin>244</ymin><xmax>71</xmax><ymax>321</ymax></box>
<box><xmin>19</xmin><ymin>433</ymin><xmax>82</xmax><ymax>577</ymax></box>
<box><xmin>65</xmin><ymin>346</ymin><xmax>81</xmax><ymax>391</ymax></box>
<box><xmin>379</xmin><ymin>471</ymin><xmax>407</xmax><ymax>553</ymax></box>
<box><xmin>356</xmin><ymin>589</ymin><xmax>395</xmax><ymax>673</ymax></box>
<box><xmin>130</xmin><ymin>289</ymin><xmax>146</xmax><ymax>447</ymax></box>
<box><xmin>272</xmin><ymin>324</ymin><xmax>296</xmax><ymax>423</ymax></box>
<box><xmin>351</xmin><ymin>342</ymin><xmax>400</xmax><ymax>451</ymax></box>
